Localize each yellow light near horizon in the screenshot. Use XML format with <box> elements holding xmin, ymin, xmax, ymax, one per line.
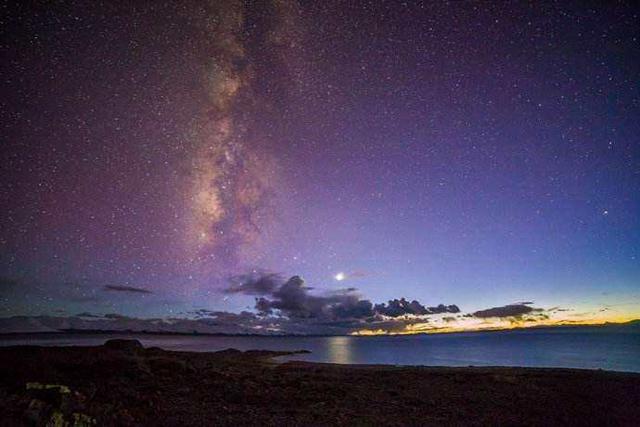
<box><xmin>349</xmin><ymin>315</ymin><xmax>640</xmax><ymax>337</ymax></box>
<box><xmin>334</xmin><ymin>272</ymin><xmax>346</xmax><ymax>281</ymax></box>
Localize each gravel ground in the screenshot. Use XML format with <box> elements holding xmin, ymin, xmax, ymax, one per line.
<box><xmin>1</xmin><ymin>339</ymin><xmax>639</xmax><ymax>426</ymax></box>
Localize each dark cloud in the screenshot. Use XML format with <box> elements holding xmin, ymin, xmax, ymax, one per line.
<box><xmin>103</xmin><ymin>285</ymin><xmax>152</xmax><ymax>294</ymax></box>
<box><xmin>375</xmin><ymin>298</ymin><xmax>428</xmax><ymax>317</ymax></box>
<box><xmin>226</xmin><ymin>272</ymin><xmax>282</xmax><ymax>295</ymax></box>
<box><xmin>427</xmin><ymin>304</ymin><xmax>461</xmax><ymax>314</ymax></box>
<box><xmin>254</xmin><ymin>276</ymin><xmax>375</xmax><ymax>320</ymax></box>
<box><xmin>0</xmin><ymin>298</ymin><xmax>571</xmax><ymax>336</ymax></box>
<box><xmin>548</xmin><ymin>306</ymin><xmax>573</xmax><ymax>313</ymax></box>
<box><xmin>228</xmin><ymin>274</ymin><xmax>460</xmax><ymax>335</ymax></box>
<box><xmin>1</xmin><ymin>273</ymin><xmax>465</xmax><ymax>335</ymax></box>
<box><xmin>374</xmin><ymin>299</ymin><xmax>460</xmax><ymax>317</ymax></box>
<box><xmin>331</xmin><ymin>298</ymin><xmax>374</xmax><ymax>320</ymax></box>
<box><xmin>473</xmin><ymin>304</ymin><xmax>535</xmax><ymax>319</ymax></box>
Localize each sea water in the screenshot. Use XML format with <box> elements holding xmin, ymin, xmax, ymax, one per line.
<box><xmin>1</xmin><ymin>327</ymin><xmax>639</xmax><ymax>372</ymax></box>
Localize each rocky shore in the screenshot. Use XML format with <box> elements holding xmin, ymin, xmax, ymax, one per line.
<box><xmin>1</xmin><ymin>339</ymin><xmax>639</xmax><ymax>426</ymax></box>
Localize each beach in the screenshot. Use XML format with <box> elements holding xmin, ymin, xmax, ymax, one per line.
<box><xmin>1</xmin><ymin>339</ymin><xmax>639</xmax><ymax>426</ymax></box>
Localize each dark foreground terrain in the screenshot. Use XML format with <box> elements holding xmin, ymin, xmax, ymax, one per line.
<box><xmin>1</xmin><ymin>340</ymin><xmax>639</xmax><ymax>426</ymax></box>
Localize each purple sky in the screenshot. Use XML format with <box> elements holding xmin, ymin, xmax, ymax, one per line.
<box><xmin>1</xmin><ymin>1</ymin><xmax>639</xmax><ymax>333</ymax></box>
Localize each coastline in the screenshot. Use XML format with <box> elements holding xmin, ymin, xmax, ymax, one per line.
<box><xmin>1</xmin><ymin>340</ymin><xmax>639</xmax><ymax>426</ymax></box>
<box><xmin>1</xmin><ymin>318</ymin><xmax>637</xmax><ymax>339</ymax></box>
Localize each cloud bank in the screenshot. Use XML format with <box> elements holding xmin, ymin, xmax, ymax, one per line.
<box><xmin>227</xmin><ymin>274</ymin><xmax>459</xmax><ymax>326</ymax></box>
<box><xmin>472</xmin><ymin>304</ymin><xmax>537</xmax><ymax>319</ymax></box>
<box><xmin>0</xmin><ymin>273</ymin><xmax>579</xmax><ymax>335</ymax></box>
<box><xmin>0</xmin><ymin>273</ymin><xmax>468</xmax><ymax>335</ymax></box>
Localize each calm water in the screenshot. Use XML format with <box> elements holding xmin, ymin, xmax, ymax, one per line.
<box><xmin>2</xmin><ymin>327</ymin><xmax>639</xmax><ymax>372</ymax></box>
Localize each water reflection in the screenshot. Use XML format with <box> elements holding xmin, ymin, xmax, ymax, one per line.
<box><xmin>2</xmin><ymin>329</ymin><xmax>638</xmax><ymax>372</ymax></box>
<box><xmin>326</xmin><ymin>336</ymin><xmax>353</xmax><ymax>364</ymax></box>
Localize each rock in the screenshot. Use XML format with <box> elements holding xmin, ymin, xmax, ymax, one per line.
<box><xmin>214</xmin><ymin>348</ymin><xmax>243</xmax><ymax>357</ymax></box>
<box><xmin>26</xmin><ymin>383</ymin><xmax>70</xmax><ymax>407</ymax></box>
<box><xmin>103</xmin><ymin>339</ymin><xmax>143</xmax><ymax>352</ymax></box>
<box><xmin>24</xmin><ymin>399</ymin><xmax>50</xmax><ymax>425</ymax></box>
<box><xmin>147</xmin><ymin>356</ymin><xmax>189</xmax><ymax>373</ymax></box>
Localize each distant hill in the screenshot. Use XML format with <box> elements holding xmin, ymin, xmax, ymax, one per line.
<box><xmin>603</xmin><ymin>319</ymin><xmax>640</xmax><ymax>330</ymax></box>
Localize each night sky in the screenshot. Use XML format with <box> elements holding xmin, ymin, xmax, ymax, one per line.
<box><xmin>1</xmin><ymin>1</ymin><xmax>639</xmax><ymax>334</ymax></box>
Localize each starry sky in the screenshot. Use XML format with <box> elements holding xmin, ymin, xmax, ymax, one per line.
<box><xmin>1</xmin><ymin>1</ymin><xmax>639</xmax><ymax>334</ymax></box>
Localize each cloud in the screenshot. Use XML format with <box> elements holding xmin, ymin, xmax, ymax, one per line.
<box><xmin>548</xmin><ymin>306</ymin><xmax>573</xmax><ymax>313</ymax></box>
<box><xmin>374</xmin><ymin>299</ymin><xmax>460</xmax><ymax>317</ymax></box>
<box><xmin>103</xmin><ymin>285</ymin><xmax>152</xmax><ymax>294</ymax></box>
<box><xmin>226</xmin><ymin>272</ymin><xmax>282</xmax><ymax>295</ymax></box>
<box><xmin>0</xmin><ymin>291</ymin><xmax>593</xmax><ymax>336</ymax></box>
<box><xmin>427</xmin><ymin>304</ymin><xmax>461</xmax><ymax>314</ymax></box>
<box><xmin>472</xmin><ymin>304</ymin><xmax>535</xmax><ymax>319</ymax></box>
<box><xmin>0</xmin><ymin>272</ymin><xmax>473</xmax><ymax>335</ymax></box>
<box><xmin>225</xmin><ymin>273</ymin><xmax>460</xmax><ymax>335</ymax></box>
<box><xmin>253</xmin><ymin>275</ymin><xmax>375</xmax><ymax>320</ymax></box>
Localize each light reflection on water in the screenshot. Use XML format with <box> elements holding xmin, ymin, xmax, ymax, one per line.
<box><xmin>326</xmin><ymin>336</ymin><xmax>353</xmax><ymax>364</ymax></box>
<box><xmin>1</xmin><ymin>328</ymin><xmax>639</xmax><ymax>372</ymax></box>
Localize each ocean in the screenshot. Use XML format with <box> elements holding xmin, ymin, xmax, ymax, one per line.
<box><xmin>2</xmin><ymin>326</ymin><xmax>639</xmax><ymax>372</ymax></box>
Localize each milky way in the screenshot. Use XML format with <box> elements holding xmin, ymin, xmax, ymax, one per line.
<box><xmin>188</xmin><ymin>1</ymin><xmax>278</xmax><ymax>268</ymax></box>
<box><xmin>1</xmin><ymin>1</ymin><xmax>639</xmax><ymax>333</ymax></box>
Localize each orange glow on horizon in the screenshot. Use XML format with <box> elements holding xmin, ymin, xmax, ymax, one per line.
<box><xmin>351</xmin><ymin>315</ymin><xmax>639</xmax><ymax>337</ymax></box>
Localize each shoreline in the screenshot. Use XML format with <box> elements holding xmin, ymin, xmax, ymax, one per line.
<box><xmin>0</xmin><ymin>318</ymin><xmax>637</xmax><ymax>339</ymax></box>
<box><xmin>1</xmin><ymin>340</ymin><xmax>639</xmax><ymax>425</ymax></box>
